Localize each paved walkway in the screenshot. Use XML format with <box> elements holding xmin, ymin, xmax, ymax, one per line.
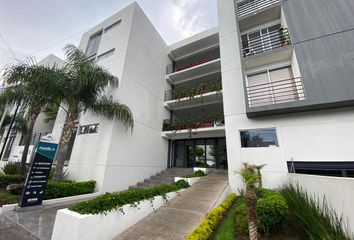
<box><xmin>0</xmin><ymin>201</ymin><xmax>82</xmax><ymax>240</ymax></box>
<box><xmin>114</xmin><ymin>171</ymin><xmax>228</xmax><ymax>240</ymax></box>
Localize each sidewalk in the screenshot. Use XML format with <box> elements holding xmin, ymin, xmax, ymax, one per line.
<box><xmin>114</xmin><ymin>171</ymin><xmax>229</xmax><ymax>240</ymax></box>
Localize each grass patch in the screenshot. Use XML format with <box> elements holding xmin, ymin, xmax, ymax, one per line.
<box><xmin>0</xmin><ymin>189</ymin><xmax>20</xmax><ymax>206</ymax></box>
<box><xmin>213</xmin><ymin>200</ymin><xmax>237</xmax><ymax>240</ymax></box>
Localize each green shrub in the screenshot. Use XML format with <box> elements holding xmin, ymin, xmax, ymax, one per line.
<box><xmin>281</xmin><ymin>184</ymin><xmax>352</xmax><ymax>240</ymax></box>
<box><xmin>0</xmin><ymin>174</ymin><xmax>25</xmax><ymax>188</ymax></box>
<box><xmin>182</xmin><ymin>170</ymin><xmax>206</xmax><ymax>178</ymax></box>
<box><xmin>187</xmin><ymin>193</ymin><xmax>237</xmax><ymax>240</ymax></box>
<box><xmin>44</xmin><ymin>181</ymin><xmax>95</xmax><ymax>200</ymax></box>
<box><xmin>70</xmin><ymin>180</ymin><xmax>189</xmax><ymax>215</ymax></box>
<box><xmin>256</xmin><ymin>192</ymin><xmax>288</xmax><ymax>232</ymax></box>
<box><xmin>235</xmin><ymin>199</ymin><xmax>249</xmax><ymax>235</ymax></box>
<box><xmin>1</xmin><ymin>162</ymin><xmax>21</xmax><ymax>175</ymax></box>
<box><xmin>255</xmin><ymin>188</ymin><xmax>278</xmax><ymax>199</ymax></box>
<box><xmin>195</xmin><ymin>162</ymin><xmax>209</xmax><ymax>168</ymax></box>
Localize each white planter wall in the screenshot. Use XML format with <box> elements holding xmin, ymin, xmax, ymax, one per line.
<box><xmin>51</xmin><ymin>192</ymin><xmax>178</xmax><ymax>240</ymax></box>
<box><xmin>289</xmin><ymin>173</ymin><xmax>354</xmax><ymax>235</ymax></box>
<box><xmin>193</xmin><ymin>167</ymin><xmax>211</xmax><ymax>174</ymax></box>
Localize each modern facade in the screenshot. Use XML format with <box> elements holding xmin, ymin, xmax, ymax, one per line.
<box><xmin>2</xmin><ymin>0</ymin><xmax>354</xmax><ymax>195</ymax></box>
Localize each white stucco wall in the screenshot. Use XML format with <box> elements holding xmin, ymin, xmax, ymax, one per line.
<box><xmin>65</xmin><ymin>3</ymin><xmax>170</xmax><ymax>192</ymax></box>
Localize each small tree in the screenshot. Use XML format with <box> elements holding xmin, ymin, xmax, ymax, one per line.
<box><xmin>239</xmin><ymin>163</ymin><xmax>260</xmax><ymax>240</ymax></box>
<box><xmin>1</xmin><ymin>63</ymin><xmax>64</xmax><ymax>174</ymax></box>
<box><xmin>53</xmin><ymin>44</ymin><xmax>134</xmax><ymax>180</ymax></box>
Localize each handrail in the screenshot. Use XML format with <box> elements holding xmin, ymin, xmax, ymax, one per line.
<box><xmin>237</xmin><ymin>0</ymin><xmax>280</xmax><ymax>18</ymax></box>
<box><xmin>242</xmin><ymin>28</ymin><xmax>291</xmax><ymax>57</ymax></box>
<box><xmin>246</xmin><ymin>77</ymin><xmax>305</xmax><ymax>107</ymax></box>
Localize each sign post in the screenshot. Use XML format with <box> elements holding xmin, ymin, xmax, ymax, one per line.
<box><xmin>19</xmin><ymin>141</ymin><xmax>58</xmax><ymax>208</ymax></box>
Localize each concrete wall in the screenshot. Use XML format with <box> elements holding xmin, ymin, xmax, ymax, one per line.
<box><xmin>289</xmin><ymin>173</ymin><xmax>354</xmax><ymax>235</ymax></box>
<box><xmin>65</xmin><ymin>3</ymin><xmax>170</xmax><ymax>192</ymax></box>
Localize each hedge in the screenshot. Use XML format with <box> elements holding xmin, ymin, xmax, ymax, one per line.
<box><xmin>187</xmin><ymin>193</ymin><xmax>237</xmax><ymax>240</ymax></box>
<box><xmin>69</xmin><ymin>180</ymin><xmax>189</xmax><ymax>215</ymax></box>
<box><xmin>182</xmin><ymin>170</ymin><xmax>206</xmax><ymax>178</ymax></box>
<box><xmin>44</xmin><ymin>181</ymin><xmax>96</xmax><ymax>200</ymax></box>
<box><xmin>0</xmin><ymin>174</ymin><xmax>25</xmax><ymax>188</ymax></box>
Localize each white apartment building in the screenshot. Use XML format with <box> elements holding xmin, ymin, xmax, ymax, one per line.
<box><xmin>2</xmin><ymin>0</ymin><xmax>354</xmax><ymax>196</ymax></box>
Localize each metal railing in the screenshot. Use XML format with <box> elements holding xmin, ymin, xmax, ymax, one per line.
<box><xmin>242</xmin><ymin>28</ymin><xmax>291</xmax><ymax>57</ymax></box>
<box><xmin>237</xmin><ymin>0</ymin><xmax>280</xmax><ymax>18</ymax></box>
<box><xmin>164</xmin><ymin>80</ymin><xmax>222</xmax><ymax>101</ymax></box>
<box><xmin>246</xmin><ymin>77</ymin><xmax>305</xmax><ymax>107</ymax></box>
<box><xmin>166</xmin><ymin>47</ymin><xmax>220</xmax><ymax>74</ymax></box>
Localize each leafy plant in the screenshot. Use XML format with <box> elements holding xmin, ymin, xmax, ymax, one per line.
<box><xmin>239</xmin><ymin>163</ymin><xmax>260</xmax><ymax>240</ymax></box>
<box><xmin>280</xmin><ymin>184</ymin><xmax>352</xmax><ymax>240</ymax></box>
<box><xmin>256</xmin><ymin>191</ymin><xmax>288</xmax><ymax>233</ymax></box>
<box><xmin>44</xmin><ymin>180</ymin><xmax>95</xmax><ymax>200</ymax></box>
<box><xmin>187</xmin><ymin>193</ymin><xmax>237</xmax><ymax>240</ymax></box>
<box><xmin>1</xmin><ymin>162</ymin><xmax>21</xmax><ymax>175</ymax></box>
<box><xmin>1</xmin><ymin>63</ymin><xmax>64</xmax><ymax>175</ymax></box>
<box><xmin>0</xmin><ymin>174</ymin><xmax>25</xmax><ymax>188</ymax></box>
<box><xmin>182</xmin><ymin>170</ymin><xmax>205</xmax><ymax>178</ymax></box>
<box><xmin>70</xmin><ymin>180</ymin><xmax>189</xmax><ymax>215</ymax></box>
<box><xmin>235</xmin><ymin>198</ymin><xmax>249</xmax><ymax>236</ymax></box>
<box><xmin>53</xmin><ymin>44</ymin><xmax>134</xmax><ymax>180</ymax></box>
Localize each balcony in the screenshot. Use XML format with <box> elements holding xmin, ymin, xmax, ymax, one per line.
<box><xmin>237</xmin><ymin>0</ymin><xmax>280</xmax><ymax>18</ymax></box>
<box><xmin>246</xmin><ymin>77</ymin><xmax>305</xmax><ymax>107</ymax></box>
<box><xmin>164</xmin><ymin>80</ymin><xmax>222</xmax><ymax>110</ymax></box>
<box><xmin>166</xmin><ymin>47</ymin><xmax>220</xmax><ymax>74</ymax></box>
<box><xmin>242</xmin><ymin>28</ymin><xmax>291</xmax><ymax>58</ymax></box>
<box><xmin>161</xmin><ymin>113</ymin><xmax>225</xmax><ymax>139</ymax></box>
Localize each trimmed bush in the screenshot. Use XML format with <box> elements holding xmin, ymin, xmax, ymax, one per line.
<box><xmin>0</xmin><ymin>174</ymin><xmax>25</xmax><ymax>188</ymax></box>
<box><xmin>187</xmin><ymin>193</ymin><xmax>237</xmax><ymax>240</ymax></box>
<box><xmin>256</xmin><ymin>192</ymin><xmax>288</xmax><ymax>232</ymax></box>
<box><xmin>70</xmin><ymin>180</ymin><xmax>189</xmax><ymax>215</ymax></box>
<box><xmin>255</xmin><ymin>188</ymin><xmax>278</xmax><ymax>199</ymax></box>
<box><xmin>182</xmin><ymin>170</ymin><xmax>206</xmax><ymax>178</ymax></box>
<box><xmin>44</xmin><ymin>181</ymin><xmax>96</xmax><ymax>200</ymax></box>
<box><xmin>1</xmin><ymin>162</ymin><xmax>21</xmax><ymax>175</ymax></box>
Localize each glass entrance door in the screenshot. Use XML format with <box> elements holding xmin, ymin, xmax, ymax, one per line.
<box><xmin>172</xmin><ymin>138</ymin><xmax>227</xmax><ymax>169</ymax></box>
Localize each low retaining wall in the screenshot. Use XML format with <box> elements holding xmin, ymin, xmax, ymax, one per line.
<box><xmin>175</xmin><ymin>176</ymin><xmax>202</xmax><ymax>186</ymax></box>
<box><xmin>51</xmin><ymin>191</ymin><xmax>180</xmax><ymax>240</ymax></box>
<box><xmin>193</xmin><ymin>167</ymin><xmax>211</xmax><ymax>174</ymax></box>
<box><xmin>288</xmin><ymin>173</ymin><xmax>354</xmax><ymax>235</ymax></box>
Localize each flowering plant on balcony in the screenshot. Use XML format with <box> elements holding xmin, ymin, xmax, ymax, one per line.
<box><xmin>163</xmin><ymin>112</ymin><xmax>224</xmax><ymax>137</ymax></box>
<box><xmin>172</xmin><ymin>81</ymin><xmax>222</xmax><ymax>102</ymax></box>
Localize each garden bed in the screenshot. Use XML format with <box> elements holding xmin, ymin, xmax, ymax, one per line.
<box><xmin>0</xmin><ymin>189</ymin><xmax>20</xmax><ymax>207</ymax></box>
<box><xmin>52</xmin><ymin>180</ymin><xmax>189</xmax><ymax>240</ymax></box>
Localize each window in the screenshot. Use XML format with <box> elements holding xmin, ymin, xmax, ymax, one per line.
<box><xmin>86</xmin><ymin>31</ymin><xmax>102</xmax><ymax>57</ymax></box>
<box><xmin>79</xmin><ymin>124</ymin><xmax>99</xmax><ymax>135</ymax></box>
<box><xmin>97</xmin><ymin>49</ymin><xmax>115</xmax><ymax>62</ymax></box>
<box><xmin>240</xmin><ymin>128</ymin><xmax>278</xmax><ymax>148</ymax></box>
<box><xmin>246</xmin><ymin>66</ymin><xmax>300</xmax><ymax>107</ymax></box>
<box><xmin>287</xmin><ymin>161</ymin><xmax>354</xmax><ymax>178</ymax></box>
<box><xmin>104</xmin><ymin>20</ymin><xmax>121</xmax><ymax>33</ymax></box>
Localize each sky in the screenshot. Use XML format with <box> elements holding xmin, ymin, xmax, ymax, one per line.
<box><xmin>0</xmin><ymin>0</ymin><xmax>218</xmax><ymax>71</ymax></box>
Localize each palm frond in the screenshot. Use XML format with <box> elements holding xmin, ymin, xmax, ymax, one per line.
<box><xmin>43</xmin><ymin>102</ymin><xmax>60</xmax><ymax>123</ymax></box>
<box><xmin>89</xmin><ymin>96</ymin><xmax>134</xmax><ymax>131</ymax></box>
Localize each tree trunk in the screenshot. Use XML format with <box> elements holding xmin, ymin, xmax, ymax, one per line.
<box><xmin>245</xmin><ymin>185</ymin><xmax>258</xmax><ymax>240</ymax></box>
<box><xmin>20</xmin><ymin>109</ymin><xmax>40</xmax><ymax>175</ymax></box>
<box><xmin>53</xmin><ymin>100</ymin><xmax>78</xmax><ymax>181</ymax></box>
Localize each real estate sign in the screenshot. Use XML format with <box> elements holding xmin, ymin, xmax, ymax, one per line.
<box><xmin>19</xmin><ymin>141</ymin><xmax>58</xmax><ymax>207</ymax></box>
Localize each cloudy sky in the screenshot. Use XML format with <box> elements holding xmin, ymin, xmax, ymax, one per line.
<box><xmin>0</xmin><ymin>0</ymin><xmax>218</xmax><ymax>70</ymax></box>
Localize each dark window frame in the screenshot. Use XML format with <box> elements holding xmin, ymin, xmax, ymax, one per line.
<box><xmin>240</xmin><ymin>128</ymin><xmax>279</xmax><ymax>148</ymax></box>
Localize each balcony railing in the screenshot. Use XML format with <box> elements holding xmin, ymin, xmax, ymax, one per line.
<box><xmin>162</xmin><ymin>113</ymin><xmax>224</xmax><ymax>132</ymax></box>
<box><xmin>166</xmin><ymin>48</ymin><xmax>220</xmax><ymax>74</ymax></box>
<box><xmin>246</xmin><ymin>77</ymin><xmax>305</xmax><ymax>107</ymax></box>
<box><xmin>237</xmin><ymin>0</ymin><xmax>280</xmax><ymax>18</ymax></box>
<box><xmin>164</xmin><ymin>80</ymin><xmax>222</xmax><ymax>101</ymax></box>
<box><xmin>242</xmin><ymin>28</ymin><xmax>291</xmax><ymax>58</ymax></box>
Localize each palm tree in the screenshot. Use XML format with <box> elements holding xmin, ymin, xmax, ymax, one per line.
<box><xmin>239</xmin><ymin>163</ymin><xmax>260</xmax><ymax>240</ymax></box>
<box><xmin>255</xmin><ymin>164</ymin><xmax>266</xmax><ymax>188</ymax></box>
<box><xmin>53</xmin><ymin>44</ymin><xmax>134</xmax><ymax>180</ymax></box>
<box><xmin>0</xmin><ymin>63</ymin><xmax>64</xmax><ymax>174</ymax></box>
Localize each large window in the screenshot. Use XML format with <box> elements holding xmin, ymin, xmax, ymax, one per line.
<box><xmin>246</xmin><ymin>66</ymin><xmax>301</xmax><ymax>107</ymax></box>
<box><xmin>86</xmin><ymin>31</ymin><xmax>102</xmax><ymax>57</ymax></box>
<box><xmin>240</xmin><ymin>128</ymin><xmax>278</xmax><ymax>148</ymax></box>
